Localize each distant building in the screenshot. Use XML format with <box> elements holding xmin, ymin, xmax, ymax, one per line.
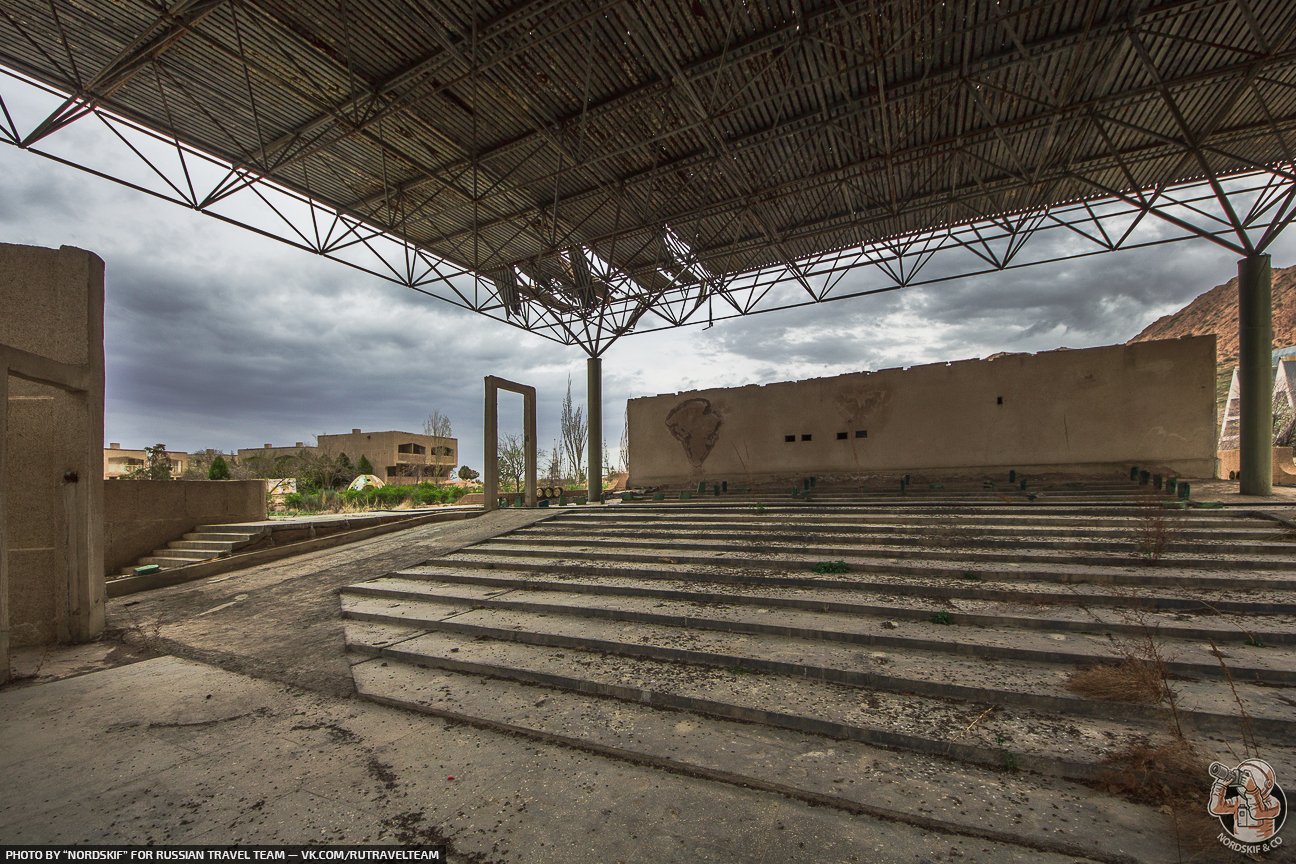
<box><xmin>235</xmin><ymin>429</ymin><xmax>457</xmax><ymax>485</ymax></box>
<box><xmin>103</xmin><ymin>443</ymin><xmax>191</xmax><ymax>478</ymax></box>
<box><xmin>318</xmin><ymin>429</ymin><xmax>457</xmax><ymax>485</ymax></box>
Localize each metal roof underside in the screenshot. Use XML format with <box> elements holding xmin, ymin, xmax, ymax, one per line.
<box><xmin>4</xmin><ymin>0</ymin><xmax>1296</xmax><ymax>350</ymax></box>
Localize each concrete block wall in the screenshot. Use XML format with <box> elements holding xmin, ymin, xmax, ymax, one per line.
<box><xmin>628</xmin><ymin>336</ymin><xmax>1219</xmax><ymax>487</ymax></box>
<box><xmin>104</xmin><ymin>480</ymin><xmax>268</xmax><ymax>574</ymax></box>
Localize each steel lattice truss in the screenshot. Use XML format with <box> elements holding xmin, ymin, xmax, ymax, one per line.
<box><xmin>4</xmin><ymin>0</ymin><xmax>1296</xmax><ymax>353</ymax></box>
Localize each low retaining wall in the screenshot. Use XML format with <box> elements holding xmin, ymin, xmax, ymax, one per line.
<box><xmin>104</xmin><ymin>480</ymin><xmax>266</xmax><ymax>575</ymax></box>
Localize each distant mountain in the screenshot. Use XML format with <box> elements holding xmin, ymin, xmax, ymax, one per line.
<box><xmin>1127</xmin><ymin>263</ymin><xmax>1296</xmax><ymax>366</ymax></box>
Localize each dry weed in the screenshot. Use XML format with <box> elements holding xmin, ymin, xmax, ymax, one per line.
<box><xmin>1100</xmin><ymin>737</ymin><xmax>1209</xmax><ymax>805</ymax></box>
<box><xmin>1067</xmin><ymin>658</ymin><xmax>1172</xmax><ymax>705</ymax></box>
<box><xmin>1131</xmin><ymin>488</ymin><xmax>1183</xmax><ymax>564</ymax></box>
<box><xmin>1100</xmin><ymin>738</ymin><xmax>1242</xmax><ymax>864</ymax></box>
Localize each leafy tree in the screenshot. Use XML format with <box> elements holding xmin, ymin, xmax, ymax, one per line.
<box><xmin>338</xmin><ymin>452</ymin><xmax>352</xmax><ymax>470</ymax></box>
<box><xmin>458</xmin><ymin>465</ymin><xmax>480</xmax><ymax>482</ymax></box>
<box><xmin>208</xmin><ymin>454</ymin><xmax>230</xmax><ymax>480</ymax></box>
<box><xmin>357</xmin><ymin>454</ymin><xmax>375</xmax><ymax>475</ymax></box>
<box><xmin>126</xmin><ymin>444</ymin><xmax>173</xmax><ymax>480</ymax></box>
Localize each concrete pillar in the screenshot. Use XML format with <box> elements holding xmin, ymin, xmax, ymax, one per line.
<box><xmin>1</xmin><ymin>244</ymin><xmax>105</xmax><ymax>684</ymax></box>
<box><xmin>483</xmin><ymin>377</ymin><xmax>498</xmax><ymax>512</ymax></box>
<box><xmin>587</xmin><ymin>356</ymin><xmax>602</xmax><ymax>504</ymax></box>
<box><xmin>1238</xmin><ymin>254</ymin><xmax>1273</xmax><ymax>496</ymax></box>
<box><xmin>523</xmin><ymin>387</ymin><xmax>537</xmax><ymax>508</ymax></box>
<box><xmin>0</xmin><ymin>369</ymin><xmax>8</xmax><ymax>680</ymax></box>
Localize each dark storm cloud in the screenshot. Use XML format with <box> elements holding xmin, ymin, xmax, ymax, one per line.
<box><xmin>0</xmin><ymin>136</ymin><xmax>598</xmax><ymax>470</ymax></box>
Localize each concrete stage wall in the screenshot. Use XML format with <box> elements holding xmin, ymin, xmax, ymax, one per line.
<box><xmin>104</xmin><ymin>480</ymin><xmax>267</xmax><ymax>574</ymax></box>
<box><xmin>2</xmin><ymin>243</ymin><xmax>105</xmax><ymax>651</ymax></box>
<box><xmin>628</xmin><ymin>336</ymin><xmax>1218</xmax><ymax>487</ymax></box>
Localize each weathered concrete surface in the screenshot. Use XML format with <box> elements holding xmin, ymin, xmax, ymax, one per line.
<box><xmin>0</xmin><ymin>656</ymin><xmax>1107</xmax><ymax>862</ymax></box>
<box><xmin>629</xmin><ymin>337</ymin><xmax>1218</xmax><ymax>486</ymax></box>
<box><xmin>2</xmin><ymin>243</ymin><xmax>105</xmax><ymax>655</ymax></box>
<box><xmin>104</xmin><ymin>479</ymin><xmax>267</xmax><ymax>574</ymax></box>
<box><xmin>101</xmin><ymin>509</ymin><xmax>554</xmax><ymax>696</ymax></box>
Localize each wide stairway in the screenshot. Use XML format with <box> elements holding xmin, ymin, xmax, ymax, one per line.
<box><xmin>340</xmin><ymin>481</ymin><xmax>1296</xmax><ymax>861</ymax></box>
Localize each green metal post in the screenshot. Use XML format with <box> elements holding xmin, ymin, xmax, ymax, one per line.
<box><xmin>1238</xmin><ymin>254</ymin><xmax>1273</xmax><ymax>496</ymax></box>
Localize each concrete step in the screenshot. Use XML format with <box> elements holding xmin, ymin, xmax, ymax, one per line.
<box><xmin>340</xmin><ymin>603</ymin><xmax>1295</xmax><ymax>753</ymax></box>
<box><xmin>344</xmin><ymin>619</ymin><xmax>1157</xmax><ymax>776</ymax></box>
<box><xmin>447</xmin><ymin>544</ymin><xmax>1296</xmax><ymax>588</ymax></box>
<box><xmin>370</xmin><ymin>569</ymin><xmax>1296</xmax><ymax>645</ymax></box>
<box><xmin>348</xmin><ymin>651</ymin><xmax>1188</xmax><ymax>864</ymax></box>
<box><xmin>181</xmin><ymin>531</ymin><xmax>263</xmax><ymax>543</ymax></box>
<box><xmin>396</xmin><ymin>562</ymin><xmax>1296</xmax><ymax>616</ymax></box>
<box><xmin>167</xmin><ymin>539</ymin><xmax>240</xmax><ymax>553</ymax></box>
<box><xmin>553</xmin><ymin>506</ymin><xmax>1263</xmax><ymax>524</ymax></box>
<box><xmin>130</xmin><ymin>555</ymin><xmax>201</xmax><ymax>571</ymax></box>
<box><xmin>491</xmin><ymin>530</ymin><xmax>1296</xmax><ymax>558</ymax></box>
<box><xmin>345</xmin><ymin>576</ymin><xmax>1296</xmax><ymax>671</ymax></box>
<box><xmin>523</xmin><ymin>520</ymin><xmax>1284</xmax><ymax>542</ymax></box>
<box><xmin>147</xmin><ymin>547</ymin><xmax>221</xmax><ymax>561</ymax></box>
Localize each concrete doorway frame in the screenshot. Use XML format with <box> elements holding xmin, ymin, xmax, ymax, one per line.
<box><xmin>483</xmin><ymin>376</ymin><xmax>537</xmax><ymax>511</ymax></box>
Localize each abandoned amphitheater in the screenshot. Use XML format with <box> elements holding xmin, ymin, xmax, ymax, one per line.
<box><xmin>8</xmin><ymin>0</ymin><xmax>1296</xmax><ymax>860</ymax></box>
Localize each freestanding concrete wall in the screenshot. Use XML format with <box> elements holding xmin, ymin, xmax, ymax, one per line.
<box><xmin>1</xmin><ymin>244</ymin><xmax>105</xmax><ymax>665</ymax></box>
<box><xmin>104</xmin><ymin>480</ymin><xmax>268</xmax><ymax>575</ymax></box>
<box><xmin>628</xmin><ymin>336</ymin><xmax>1218</xmax><ymax>487</ymax></box>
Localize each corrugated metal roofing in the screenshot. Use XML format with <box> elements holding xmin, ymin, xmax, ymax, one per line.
<box><xmin>4</xmin><ymin>0</ymin><xmax>1296</xmax><ymax>341</ymax></box>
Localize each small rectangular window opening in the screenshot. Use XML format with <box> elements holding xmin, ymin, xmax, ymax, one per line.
<box><xmin>855</xmin><ymin>430</ymin><xmax>867</xmax><ymax>438</ymax></box>
<box><xmin>836</xmin><ymin>432</ymin><xmax>848</xmax><ymax>440</ymax></box>
<box><xmin>784</xmin><ymin>435</ymin><xmax>796</xmax><ymax>443</ymax></box>
<box><xmin>801</xmin><ymin>434</ymin><xmax>812</xmax><ymax>441</ymax></box>
<box><xmin>997</xmin><ymin>396</ymin><xmax>1003</xmax><ymax>404</ymax></box>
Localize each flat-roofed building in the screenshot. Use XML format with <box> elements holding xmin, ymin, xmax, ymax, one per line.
<box><xmin>317</xmin><ymin>428</ymin><xmax>457</xmax><ymax>485</ymax></box>
<box><xmin>103</xmin><ymin>443</ymin><xmax>190</xmax><ymax>478</ymax></box>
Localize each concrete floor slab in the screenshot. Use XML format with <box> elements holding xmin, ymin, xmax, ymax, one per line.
<box><xmin>1</xmin><ymin>655</ymin><xmax>1115</xmax><ymax>863</ymax></box>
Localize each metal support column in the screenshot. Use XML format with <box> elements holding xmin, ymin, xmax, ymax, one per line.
<box><xmin>587</xmin><ymin>356</ymin><xmax>602</xmax><ymax>504</ymax></box>
<box><xmin>1238</xmin><ymin>254</ymin><xmax>1273</xmax><ymax>496</ymax></box>
<box><xmin>483</xmin><ymin>377</ymin><xmax>498</xmax><ymax>511</ymax></box>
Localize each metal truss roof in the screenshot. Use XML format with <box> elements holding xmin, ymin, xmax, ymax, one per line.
<box><xmin>4</xmin><ymin>0</ymin><xmax>1296</xmax><ymax>352</ymax></box>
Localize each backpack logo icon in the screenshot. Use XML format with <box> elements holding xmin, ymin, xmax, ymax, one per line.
<box><xmin>1209</xmin><ymin>759</ymin><xmax>1286</xmax><ymax>851</ymax></box>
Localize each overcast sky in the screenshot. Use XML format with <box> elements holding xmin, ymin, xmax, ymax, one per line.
<box><xmin>3</xmin><ymin>74</ymin><xmax>1294</xmax><ymax>475</ymax></box>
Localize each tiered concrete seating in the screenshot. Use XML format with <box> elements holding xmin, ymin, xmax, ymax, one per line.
<box><xmin>340</xmin><ymin>477</ymin><xmax>1296</xmax><ymax>858</ymax></box>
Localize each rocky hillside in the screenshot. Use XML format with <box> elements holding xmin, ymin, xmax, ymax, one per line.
<box><xmin>1128</xmin><ymin>262</ymin><xmax>1296</xmax><ymax>423</ymax></box>
<box><xmin>1128</xmin><ymin>262</ymin><xmax>1296</xmax><ymax>366</ymax></box>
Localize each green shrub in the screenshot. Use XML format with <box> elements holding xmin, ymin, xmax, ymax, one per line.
<box><xmin>931</xmin><ymin>612</ymin><xmax>953</xmax><ymax>625</ymax></box>
<box><xmin>283</xmin><ymin>492</ymin><xmax>304</xmax><ymax>508</ymax></box>
<box><xmin>813</xmin><ymin>560</ymin><xmax>850</xmax><ymax>574</ymax></box>
<box><xmin>208</xmin><ymin>455</ymin><xmax>230</xmax><ymax>480</ymax></box>
<box><xmin>357</xmin><ymin>455</ymin><xmax>374</xmax><ymax>475</ymax></box>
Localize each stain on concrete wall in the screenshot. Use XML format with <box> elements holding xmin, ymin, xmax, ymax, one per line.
<box><xmin>629</xmin><ymin>337</ymin><xmax>1217</xmax><ymax>486</ymax></box>
<box><xmin>665</xmin><ymin>398</ymin><xmax>724</xmax><ymax>468</ymax></box>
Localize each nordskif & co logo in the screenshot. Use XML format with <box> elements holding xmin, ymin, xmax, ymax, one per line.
<box><xmin>1208</xmin><ymin>759</ymin><xmax>1286</xmax><ymax>854</ymax></box>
